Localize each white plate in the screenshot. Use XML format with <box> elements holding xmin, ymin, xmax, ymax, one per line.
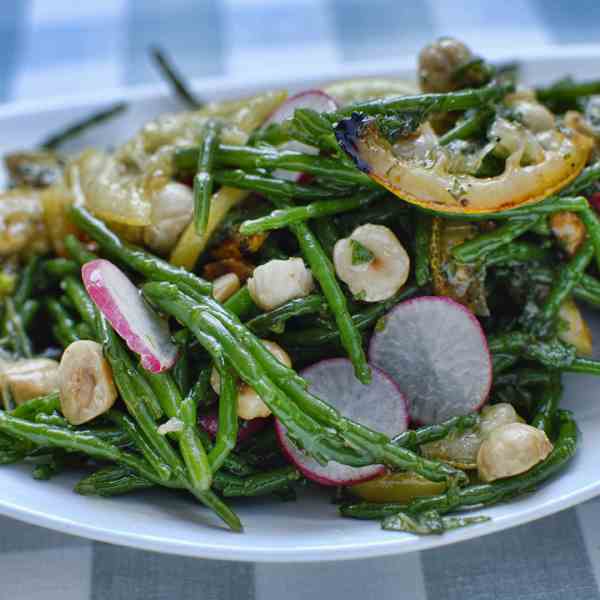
<box><xmin>1</xmin><ymin>45</ymin><xmax>600</xmax><ymax>562</ymax></box>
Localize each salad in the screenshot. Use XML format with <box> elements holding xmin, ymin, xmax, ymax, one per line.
<box><xmin>0</xmin><ymin>38</ymin><xmax>598</xmax><ymax>536</ymax></box>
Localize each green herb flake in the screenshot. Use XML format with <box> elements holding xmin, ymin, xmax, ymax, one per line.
<box><xmin>351</xmin><ymin>239</ymin><xmax>374</xmax><ymax>266</ymax></box>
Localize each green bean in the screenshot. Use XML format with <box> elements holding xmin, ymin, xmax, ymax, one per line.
<box><xmin>40</xmin><ymin>103</ymin><xmax>127</xmax><ymax>150</ymax></box>
<box><xmin>239</xmin><ymin>192</ymin><xmax>381</xmax><ymax>235</ymax></box>
<box><xmin>439</xmin><ymin>107</ymin><xmax>494</xmax><ymax>145</ymax></box>
<box><xmin>33</xmin><ymin>451</ymin><xmax>67</xmax><ymax>481</ymax></box>
<box><xmin>491</xmin><ymin>335</ymin><xmax>600</xmax><ymax>377</ymax></box>
<box><xmin>452</xmin><ymin>216</ymin><xmax>540</xmax><ymax>263</ymax></box>
<box><xmin>194</xmin><ymin>120</ymin><xmax>222</xmax><ymax>237</ymax></box>
<box><xmin>46</xmin><ymin>299</ymin><xmax>79</xmax><ymax>345</ymax></box>
<box><xmin>21</xmin><ymin>300</ymin><xmax>40</xmax><ymax>330</ymax></box>
<box><xmin>287</xmin><ymin>107</ymin><xmax>339</xmax><ymax>152</ymax></box>
<box><xmin>414</xmin><ymin>213</ymin><xmax>432</xmax><ymax>286</ymax></box>
<box><xmin>342</xmin><ymin>410</ymin><xmax>577</xmax><ymax>520</ymax></box>
<box><xmin>214</xmin><ymin>465</ymin><xmax>300</xmax><ymax>497</ymax></box>
<box><xmin>208</xmin><ymin>360</ymin><xmax>238</xmax><ymax>473</ymax></box>
<box><xmin>5</xmin><ymin>298</ymin><xmax>32</xmax><ymax>357</ymax></box>
<box><xmin>33</xmin><ymin>413</ymin><xmax>131</xmax><ymax>448</ymax></box>
<box><xmin>11</xmin><ymin>392</ymin><xmax>60</xmax><ymax>419</ymax></box>
<box><xmin>562</xmin><ymin>358</ymin><xmax>600</xmax><ymax>376</ymax></box>
<box><xmin>14</xmin><ymin>256</ymin><xmax>40</xmax><ymax>309</ymax></box>
<box><xmin>44</xmin><ymin>258</ymin><xmax>80</xmax><ymax>278</ymax></box>
<box><xmin>537</xmin><ymin>79</ymin><xmax>600</xmax><ymax>105</ymax></box>
<box><xmin>178</xmin><ymin>424</ymin><xmax>213</xmax><ymax>491</ymax></box>
<box><xmin>0</xmin><ymin>410</ymin><xmax>157</xmax><ymax>479</ymax></box>
<box><xmin>172</xmin><ymin>352</ymin><xmax>191</xmax><ymax>397</ymax></box>
<box><xmin>122</xmin><ymin>364</ymin><xmax>166</xmax><ymax>423</ymax></box>
<box><xmin>278</xmin><ymin>283</ymin><xmax>419</xmax><ymax>347</ymax></box>
<box><xmin>144</xmin><ymin>283</ymin><xmax>468</xmax><ymax>484</ymax></box>
<box><xmin>62</xmin><ymin>277</ymin><xmax>97</xmax><ymax>328</ymax></box>
<box><xmin>391</xmin><ymin>414</ymin><xmax>479</xmax><ymax>448</ymax></box>
<box><xmin>64</xmin><ymin>234</ymin><xmax>97</xmax><ymax>265</ymax></box>
<box><xmin>75</xmin><ymin>322</ymin><xmax>94</xmax><ymax>340</ymax></box>
<box><xmin>186</xmin><ymin>367</ymin><xmax>213</xmax><ymax>410</ymax></box>
<box><xmin>434</xmin><ymin>196</ymin><xmax>588</xmax><ymax>222</ymax></box>
<box><xmin>97</xmin><ymin>316</ymin><xmax>181</xmax><ymax>475</ymax></box>
<box><xmin>560</xmin><ymin>163</ymin><xmax>600</xmax><ymax>196</ymax></box>
<box><xmin>488</xmin><ymin>331</ymin><xmax>577</xmax><ymax>370</ymax></box>
<box><xmin>0</xmin><ymin>448</ymin><xmax>31</xmax><ymax>464</ymax></box>
<box><xmin>331</xmin><ymin>82</ymin><xmax>514</xmax><ymax>119</ymax></box>
<box><xmin>248</xmin><ymin>122</ymin><xmax>291</xmax><ymax>147</ymax></box>
<box><xmin>175</xmin><ymin>144</ymin><xmax>374</xmax><ymax>188</ymax></box>
<box><xmin>382</xmin><ymin>510</ymin><xmax>490</xmax><ymax>535</ymax></box>
<box><xmin>33</xmin><ymin>412</ymin><xmax>69</xmax><ymax>427</ymax></box>
<box><xmin>269</xmin><ymin>196</ymin><xmax>370</xmax><ymax>384</ymax></box>
<box><xmin>485</xmin><ymin>242</ymin><xmax>551</xmax><ymax>267</ymax></box>
<box><xmin>531</xmin><ymin>218</ymin><xmax>551</xmax><ymax>236</ymax></box>
<box><xmin>213</xmin><ymin>170</ymin><xmax>342</xmax><ymax>200</ymax></box>
<box><xmin>195</xmin><ymin>423</ymin><xmax>256</xmax><ymax>477</ymax></box>
<box><xmin>246</xmin><ymin>295</ymin><xmax>326</xmax><ymax>336</ymax></box>
<box><xmin>144</xmin><ymin>370</ymin><xmax>179</xmax><ymax>417</ymax></box>
<box><xmin>75</xmin><ymin>464</ymin><xmax>152</xmax><ymax>496</ymax></box>
<box><xmin>150</xmin><ymin>46</ymin><xmax>202</xmax><ymax>109</ymax></box>
<box><xmin>69</xmin><ymin>206</ymin><xmax>212</xmax><ymax>297</ymax></box>
<box><xmin>223</xmin><ymin>285</ymin><xmax>256</xmax><ymax>319</ymax></box>
<box><xmin>107</xmin><ymin>410</ymin><xmax>170</xmax><ymax>480</ymax></box>
<box><xmin>312</xmin><ymin>218</ymin><xmax>339</xmax><ymax>257</ymax></box>
<box><xmin>574</xmin><ymin>206</ymin><xmax>600</xmax><ymax>270</ymax></box>
<box><xmin>527</xmin><ymin>267</ymin><xmax>600</xmax><ymax>308</ymax></box>
<box><xmin>180</xmin><ymin>313</ymin><xmax>363</xmax><ymax>466</ymax></box>
<box><xmin>145</xmin><ymin>358</ymin><xmax>214</xmax><ymax>488</ymax></box>
<box><xmin>102</xmin><ymin>315</ymin><xmax>239</xmax><ymax>525</ymax></box>
<box><xmin>494</xmin><ymin>368</ymin><xmax>554</xmax><ymax>389</ymax></box>
<box><xmin>76</xmin><ymin>463</ymin><xmax>299</xmax><ymax>499</ymax></box>
<box><xmin>146</xmin><ymin>372</ymin><xmax>213</xmax><ymax>491</ymax></box>
<box><xmin>531</xmin><ymin>374</ymin><xmax>562</xmax><ymax>436</ymax></box>
<box><xmin>146</xmin><ymin>285</ymin><xmax>375</xmax><ymax>467</ymax></box>
<box><xmin>0</xmin><ymin>410</ymin><xmax>240</xmax><ymax>529</ymax></box>
<box><xmin>216</xmin><ymin>145</ymin><xmax>374</xmax><ymax>187</ymax></box>
<box><xmin>532</xmin><ymin>237</ymin><xmax>594</xmax><ymax>334</ymax></box>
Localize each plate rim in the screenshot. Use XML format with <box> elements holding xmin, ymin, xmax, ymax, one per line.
<box><xmin>1</xmin><ymin>43</ymin><xmax>600</xmax><ymax>562</ymax></box>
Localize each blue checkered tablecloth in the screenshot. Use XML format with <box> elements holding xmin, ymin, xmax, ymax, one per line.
<box><xmin>2</xmin><ymin>1</ymin><xmax>600</xmax><ymax>599</ymax></box>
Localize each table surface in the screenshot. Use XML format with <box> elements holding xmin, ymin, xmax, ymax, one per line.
<box><xmin>2</xmin><ymin>1</ymin><xmax>600</xmax><ymax>598</ymax></box>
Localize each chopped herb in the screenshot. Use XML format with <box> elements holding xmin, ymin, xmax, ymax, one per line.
<box><xmin>351</xmin><ymin>239</ymin><xmax>374</xmax><ymax>266</ymax></box>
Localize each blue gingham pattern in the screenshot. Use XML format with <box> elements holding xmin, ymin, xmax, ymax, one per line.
<box><xmin>2</xmin><ymin>1</ymin><xmax>600</xmax><ymax>598</ymax></box>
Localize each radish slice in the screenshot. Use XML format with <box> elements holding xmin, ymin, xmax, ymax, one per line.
<box><xmin>275</xmin><ymin>358</ymin><xmax>408</xmax><ymax>486</ymax></box>
<box><xmin>82</xmin><ymin>259</ymin><xmax>177</xmax><ymax>373</ymax></box>
<box><xmin>369</xmin><ymin>296</ymin><xmax>492</xmax><ymax>425</ymax></box>
<box><xmin>263</xmin><ymin>90</ymin><xmax>338</xmax><ymax>181</ymax></box>
<box><xmin>199</xmin><ymin>410</ymin><xmax>269</xmax><ymax>445</ymax></box>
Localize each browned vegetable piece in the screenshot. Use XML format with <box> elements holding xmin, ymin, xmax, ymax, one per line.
<box><xmin>4</xmin><ymin>151</ymin><xmax>63</xmax><ymax>189</ymax></box>
<box><xmin>550</xmin><ymin>211</ymin><xmax>586</xmax><ymax>256</ymax></box>
<box><xmin>430</xmin><ymin>217</ymin><xmax>489</xmax><ymax>315</ymax></box>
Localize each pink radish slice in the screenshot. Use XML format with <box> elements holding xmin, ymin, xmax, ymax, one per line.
<box><xmin>263</xmin><ymin>90</ymin><xmax>338</xmax><ymax>181</ymax></box>
<box><xmin>82</xmin><ymin>259</ymin><xmax>177</xmax><ymax>373</ymax></box>
<box><xmin>369</xmin><ymin>296</ymin><xmax>492</xmax><ymax>425</ymax></box>
<box><xmin>199</xmin><ymin>410</ymin><xmax>269</xmax><ymax>444</ymax></box>
<box><xmin>275</xmin><ymin>358</ymin><xmax>408</xmax><ymax>486</ymax></box>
